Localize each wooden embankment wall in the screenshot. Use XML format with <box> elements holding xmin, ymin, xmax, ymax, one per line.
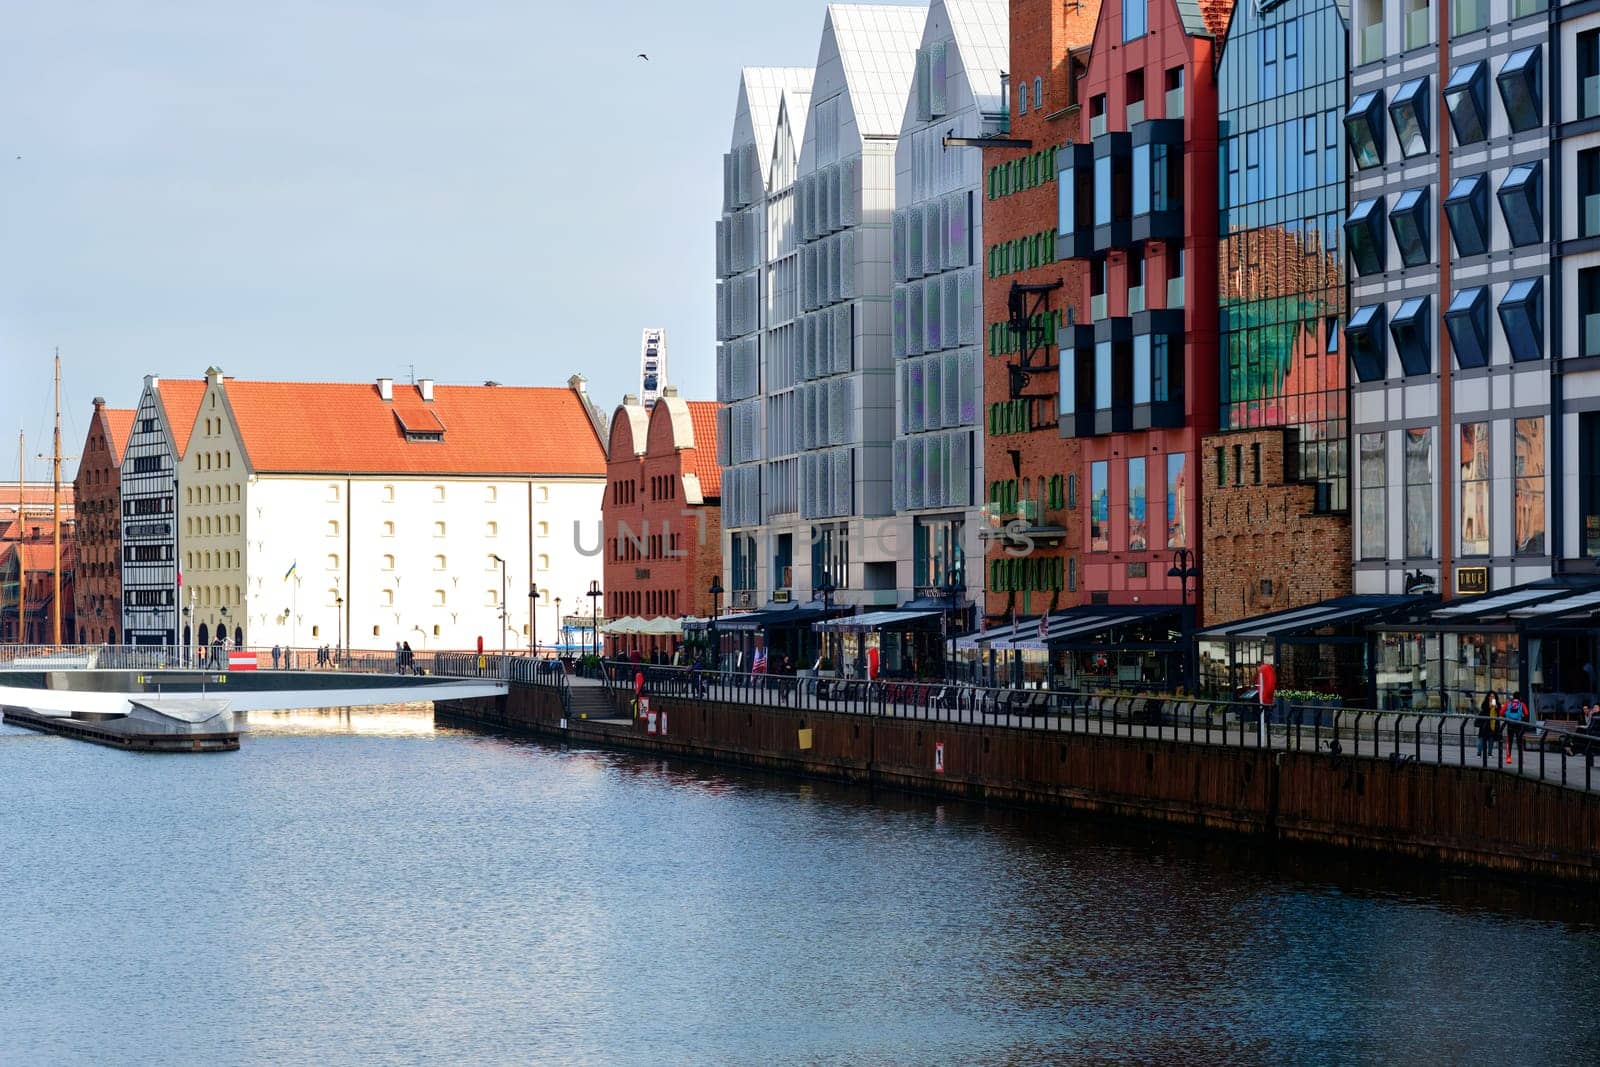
<box><xmin>437</xmin><ymin>686</ymin><xmax>1600</xmax><ymax>883</ymax></box>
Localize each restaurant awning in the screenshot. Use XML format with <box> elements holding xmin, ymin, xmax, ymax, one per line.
<box><xmin>1197</xmin><ymin>594</ymin><xmax>1427</xmax><ymax>643</ymax></box>
<box><xmin>1374</xmin><ymin>577</ymin><xmax>1600</xmax><ymax>628</ymax></box>
<box><xmin>814</xmin><ymin>609</ymin><xmax>942</xmax><ymax>632</ymax></box>
<box><xmin>956</xmin><ymin>605</ymin><xmax>1179</xmax><ymax>651</ymax></box>
<box><xmin>714</xmin><ymin>606</ymin><xmax>835</xmax><ymax>632</ymax></box>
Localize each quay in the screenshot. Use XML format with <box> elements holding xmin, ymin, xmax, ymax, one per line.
<box><xmin>438</xmin><ymin>664</ymin><xmax>1600</xmax><ymax>885</ymax></box>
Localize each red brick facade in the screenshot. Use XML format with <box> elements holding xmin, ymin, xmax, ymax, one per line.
<box><xmin>980</xmin><ymin>0</ymin><xmax>1100</xmax><ymax>625</ymax></box>
<box><xmin>602</xmin><ymin>391</ymin><xmax>723</xmax><ymax>659</ymax></box>
<box><xmin>72</xmin><ymin>398</ymin><xmax>134</xmax><ymax>644</ymax></box>
<box><xmin>1199</xmin><ymin>428</ymin><xmax>1352</xmax><ymax>627</ymax></box>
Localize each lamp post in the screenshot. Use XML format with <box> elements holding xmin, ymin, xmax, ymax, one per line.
<box><xmin>1167</xmin><ymin>548</ymin><xmax>1200</xmax><ymax>693</ymax></box>
<box><xmin>816</xmin><ymin>578</ymin><xmax>835</xmax><ymax>668</ymax></box>
<box><xmin>183</xmin><ymin>591</ymin><xmax>195</xmax><ymax>666</ymax></box>
<box><xmin>528</xmin><ymin>582</ymin><xmax>539</xmax><ymax>657</ymax></box>
<box><xmin>491</xmin><ymin>554</ymin><xmax>508</xmax><ymax>662</ymax></box>
<box><xmin>941</xmin><ymin>566</ymin><xmax>965</xmax><ymax>682</ymax></box>
<box><xmin>335</xmin><ymin>595</ymin><xmax>344</xmax><ymax>665</ymax></box>
<box><xmin>708</xmin><ymin>576</ymin><xmax>724</xmax><ymax>671</ymax></box>
<box><xmin>586</xmin><ymin>579</ymin><xmax>602</xmax><ymax>661</ymax></box>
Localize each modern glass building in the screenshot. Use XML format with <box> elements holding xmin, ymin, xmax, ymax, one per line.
<box><xmin>1216</xmin><ymin>0</ymin><xmax>1349</xmax><ymax>514</ymax></box>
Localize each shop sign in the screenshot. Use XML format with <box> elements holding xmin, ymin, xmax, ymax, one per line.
<box><xmin>1455</xmin><ymin>566</ymin><xmax>1489</xmax><ymax>596</ymax></box>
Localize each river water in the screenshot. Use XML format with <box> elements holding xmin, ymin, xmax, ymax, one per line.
<box><xmin>3</xmin><ymin>707</ymin><xmax>1598</xmax><ymax>1066</ymax></box>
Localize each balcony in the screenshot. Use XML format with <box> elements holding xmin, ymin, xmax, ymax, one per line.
<box><xmin>1131</xmin><ymin>310</ymin><xmax>1186</xmax><ymax>431</ymax></box>
<box><xmin>1091</xmin><ymin>293</ymin><xmax>1108</xmax><ymax>320</ymax></box>
<box><xmin>1166</xmin><ymin>275</ymin><xmax>1185</xmax><ymax>308</ymax></box>
<box><xmin>1585</xmin><ymin>192</ymin><xmax>1600</xmax><ymax>240</ymax></box>
<box><xmin>1360</xmin><ymin>24</ymin><xmax>1383</xmax><ymax>64</ymax></box>
<box><xmin>1586</xmin><ymin>312</ymin><xmax>1600</xmax><ymax>359</ymax></box>
<box><xmin>1093</xmin><ymin>317</ymin><xmax>1133</xmax><ymax>437</ymax></box>
<box><xmin>1056</xmin><ymin>324</ymin><xmax>1095</xmax><ymax>439</ymax></box>
<box><xmin>1091</xmin><ymin>133</ymin><xmax>1132</xmax><ymax>254</ymax></box>
<box><xmin>1090</xmin><ymin>113</ymin><xmax>1107</xmax><ymax>138</ymax></box>
<box><xmin>1129</xmin><ymin>121</ymin><xmax>1184</xmax><ymax>246</ymax></box>
<box><xmin>1055</xmin><ymin>143</ymin><xmax>1096</xmax><ymax>260</ymax></box>
<box><xmin>1405</xmin><ymin>8</ymin><xmax>1429</xmax><ymax>51</ymax></box>
<box><xmin>1125</xmin><ymin>101</ymin><xmax>1144</xmax><ymax>126</ymax></box>
<box><xmin>1164</xmin><ymin>87</ymin><xmax>1183</xmax><ymax>120</ymax></box>
<box><xmin>1128</xmin><ymin>285</ymin><xmax>1145</xmax><ymax>314</ymax></box>
<box><xmin>979</xmin><ymin>500</ymin><xmax>1067</xmax><ymax>547</ymax></box>
<box><xmin>1585</xmin><ymin>75</ymin><xmax>1600</xmax><ymax>121</ymax></box>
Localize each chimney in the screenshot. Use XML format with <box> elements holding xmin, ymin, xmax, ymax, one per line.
<box><xmin>419</xmin><ymin>378</ymin><xmax>434</xmax><ymax>402</ymax></box>
<box><xmin>377</xmin><ymin>377</ymin><xmax>394</xmax><ymax>401</ymax></box>
<box><xmin>205</xmin><ymin>365</ymin><xmax>223</xmax><ymax>386</ymax></box>
<box><xmin>567</xmin><ymin>373</ymin><xmax>588</xmax><ymax>393</ymax></box>
<box><xmin>662</xmin><ymin>386</ymin><xmax>679</xmax><ymax>398</ymax></box>
<box><xmin>622</xmin><ymin>393</ymin><xmax>639</xmax><ymax>406</ymax></box>
<box><xmin>93</xmin><ymin>396</ymin><xmax>106</xmax><ymax>408</ymax></box>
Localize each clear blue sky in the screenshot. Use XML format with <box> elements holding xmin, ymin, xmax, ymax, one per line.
<box><xmin>0</xmin><ymin>0</ymin><xmax>852</xmax><ymax>480</ymax></box>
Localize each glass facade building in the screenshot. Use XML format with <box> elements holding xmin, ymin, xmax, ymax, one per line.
<box><xmin>1216</xmin><ymin>0</ymin><xmax>1349</xmax><ymax>513</ymax></box>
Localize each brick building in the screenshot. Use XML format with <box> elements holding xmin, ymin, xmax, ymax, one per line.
<box><xmin>979</xmin><ymin>0</ymin><xmax>1100</xmax><ymax>630</ymax></box>
<box><xmin>72</xmin><ymin>398</ymin><xmax>135</xmax><ymax>644</ymax></box>
<box><xmin>603</xmin><ymin>389</ymin><xmax>723</xmax><ymax>660</ymax></box>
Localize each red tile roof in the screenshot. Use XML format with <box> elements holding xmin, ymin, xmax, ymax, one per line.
<box><xmin>155</xmin><ymin>379</ymin><xmax>208</xmax><ymax>458</ymax></box>
<box><xmin>1199</xmin><ymin>0</ymin><xmax>1233</xmax><ymax>38</ymax></box>
<box><xmin>221</xmin><ymin>380</ymin><xmax>606</xmax><ymax>476</ymax></box>
<box><xmin>103</xmin><ymin>408</ymin><xmax>137</xmax><ymax>466</ymax></box>
<box><xmin>685</xmin><ymin>401</ymin><xmax>723</xmax><ymax>498</ymax></box>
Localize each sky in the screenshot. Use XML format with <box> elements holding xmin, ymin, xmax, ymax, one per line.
<box><xmin>0</xmin><ymin>0</ymin><xmax>899</xmax><ymax>481</ymax></box>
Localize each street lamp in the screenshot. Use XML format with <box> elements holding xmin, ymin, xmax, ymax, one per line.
<box><xmin>816</xmin><ymin>578</ymin><xmax>836</xmax><ymax>667</ymax></box>
<box><xmin>586</xmin><ymin>579</ymin><xmax>603</xmax><ymax>661</ymax></box>
<box><xmin>491</xmin><ymin>554</ymin><xmax>508</xmax><ymax>662</ymax></box>
<box><xmin>709</xmin><ymin>574</ymin><xmax>724</xmax><ymax>659</ymax></box>
<box><xmin>335</xmin><ymin>595</ymin><xmax>344</xmax><ymax>664</ymax></box>
<box><xmin>1167</xmin><ymin>548</ymin><xmax>1200</xmax><ymax>693</ymax></box>
<box><xmin>554</xmin><ymin>596</ymin><xmax>563</xmax><ymax>658</ymax></box>
<box><xmin>941</xmin><ymin>566</ymin><xmax>965</xmax><ymax>682</ymax></box>
<box><xmin>528</xmin><ymin>582</ymin><xmax>539</xmax><ymax>657</ymax></box>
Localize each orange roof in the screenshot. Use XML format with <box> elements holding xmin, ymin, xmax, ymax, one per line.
<box><xmin>155</xmin><ymin>379</ymin><xmax>208</xmax><ymax>458</ymax></box>
<box><xmin>221</xmin><ymin>380</ymin><xmax>606</xmax><ymax>476</ymax></box>
<box><xmin>103</xmin><ymin>408</ymin><xmax>137</xmax><ymax>466</ymax></box>
<box><xmin>1199</xmin><ymin>0</ymin><xmax>1232</xmax><ymax>38</ymax></box>
<box><xmin>685</xmin><ymin>401</ymin><xmax>723</xmax><ymax>498</ymax></box>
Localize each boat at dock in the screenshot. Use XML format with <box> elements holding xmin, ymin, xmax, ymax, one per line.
<box><xmin>1</xmin><ymin>697</ymin><xmax>239</xmax><ymax>752</ymax></box>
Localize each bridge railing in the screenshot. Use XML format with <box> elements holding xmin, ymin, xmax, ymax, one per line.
<box><xmin>592</xmin><ymin>660</ymin><xmax>1600</xmax><ymax>794</ymax></box>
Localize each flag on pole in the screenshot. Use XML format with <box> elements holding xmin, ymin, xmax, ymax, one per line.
<box><xmin>283</xmin><ymin>560</ymin><xmax>297</xmax><ymax>582</ymax></box>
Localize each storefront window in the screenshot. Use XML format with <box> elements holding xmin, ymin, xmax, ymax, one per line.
<box><xmin>1375</xmin><ymin>630</ymin><xmax>1441</xmax><ymax>710</ymax></box>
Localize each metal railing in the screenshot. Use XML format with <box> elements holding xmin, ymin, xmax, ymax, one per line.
<box><xmin>594</xmin><ymin>661</ymin><xmax>1600</xmax><ymax>794</ymax></box>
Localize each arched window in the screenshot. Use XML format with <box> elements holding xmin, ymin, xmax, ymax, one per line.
<box><xmin>233</xmin><ymin>625</ymin><xmax>242</xmax><ymax>647</ymax></box>
<box><xmin>1033</xmin><ymin>76</ymin><xmax>1042</xmax><ymax>111</ymax></box>
<box><xmin>198</xmin><ymin>623</ymin><xmax>209</xmax><ymax>646</ymax></box>
<box><xmin>1018</xmin><ymin>80</ymin><xmax>1029</xmax><ymax>114</ymax></box>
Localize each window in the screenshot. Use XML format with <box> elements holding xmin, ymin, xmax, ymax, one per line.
<box><xmin>1347</xmin><ymin>304</ymin><xmax>1387</xmax><ymax>382</ymax></box>
<box><xmin>1514</xmin><ymin>417</ymin><xmax>1545</xmax><ymax>556</ymax></box>
<box><xmin>1581</xmin><ymin>30</ymin><xmax>1600</xmax><ymax>121</ymax></box>
<box><xmin>486</xmin><ymin>589</ymin><xmax>499</xmax><ymax>607</ymax></box>
<box><xmin>382</xmin><ymin>589</ymin><xmax>394</xmax><ymax>608</ymax></box>
<box><xmin>1580</xmin><ymin>149</ymin><xmax>1600</xmax><ymax>240</ymax></box>
<box><xmin>327</xmin><ymin>483</ymin><xmax>340</xmax><ymax>502</ymax></box>
<box><xmin>1510</xmin><ymin>0</ymin><xmax>1545</xmax><ymax>14</ymax></box>
<box><xmin>433</xmin><ymin>485</ymin><xmax>446</xmax><ymax>502</ymax></box>
<box><xmin>538</xmin><ymin>553</ymin><xmax>549</xmax><ymax>570</ymax></box>
<box><xmin>1018</xmin><ymin>80</ymin><xmax>1029</xmax><ymax>114</ymax></box>
<box><xmin>434</xmin><ymin>521</ymin><xmax>446</xmax><ymax>538</ymax></box>
<box><xmin>327</xmin><ymin>552</ymin><xmax>340</xmax><ymax>571</ymax></box>
<box><xmin>485</xmin><ymin>521</ymin><xmax>498</xmax><ymax>538</ymax></box>
<box><xmin>1388</xmin><ymin>77</ymin><xmax>1430</xmax><ymax>158</ymax></box>
<box><xmin>1443</xmin><ymin>61</ymin><xmax>1488</xmax><ymax>144</ymax></box>
<box><xmin>383</xmin><ymin>484</ymin><xmax>394</xmax><ymax>502</ymax></box>
<box><xmin>1582</xmin><ymin>268</ymin><xmax>1600</xmax><ymax>359</ymax></box>
<box><xmin>1123</xmin><ymin>0</ymin><xmax>1146</xmax><ymax>41</ymax></box>
<box><xmin>1128</xmin><ymin>458</ymin><xmax>1147</xmax><ymax>551</ymax></box>
<box><xmin>1095</xmin><ymin>342</ymin><xmax>1112</xmax><ymax>411</ymax></box>
<box><xmin>1405</xmin><ymin>428</ymin><xmax>1432</xmax><ymax>559</ymax></box>
<box><xmin>382</xmin><ymin>553</ymin><xmax>395</xmax><ymax>570</ymax></box>
<box><xmin>1403</xmin><ymin>0</ymin><xmax>1430</xmax><ymax>51</ymax></box>
<box><xmin>1496</xmin><ymin>162</ymin><xmax>1542</xmax><ymax>247</ymax></box>
<box><xmin>1498</xmin><ymin>277</ymin><xmax>1544</xmax><ymax>362</ymax></box>
<box><xmin>1496</xmin><ymin>47</ymin><xmax>1542</xmax><ymax>133</ymax></box>
<box><xmin>1452</xmin><ymin>0</ymin><xmax>1487</xmax><ymax>34</ymax></box>
<box><xmin>537</xmin><ymin>521</ymin><xmax>549</xmax><ymax>537</ymax></box>
<box><xmin>486</xmin><ymin>485</ymin><xmax>497</xmax><ymax>503</ymax></box>
<box><xmin>1445</xmin><ymin>287</ymin><xmax>1490</xmax><ymax>369</ymax></box>
<box><xmin>1360</xmin><ymin>434</ymin><xmax>1386</xmax><ymax>561</ymax></box>
<box><xmin>1443</xmin><ymin>175</ymin><xmax>1488</xmax><ymax>257</ymax></box>
<box><xmin>1581</xmin><ymin>414</ymin><xmax>1600</xmax><ymax>556</ymax></box>
<box><xmin>382</xmin><ymin>520</ymin><xmax>395</xmax><ymax>537</ymax></box>
<box><xmin>1459</xmin><ymin>423</ymin><xmax>1490</xmax><ymax>557</ymax></box>
<box><xmin>434</xmin><ymin>554</ymin><xmax>446</xmax><ymax>570</ymax></box>
<box><xmin>1389</xmin><ymin>187</ymin><xmax>1430</xmax><ymax>267</ymax></box>
<box><xmin>1090</xmin><ymin>461</ymin><xmax>1109</xmax><ymax>551</ymax></box>
<box><xmin>326</xmin><ymin>519</ymin><xmax>340</xmax><ymax>538</ymax></box>
<box><xmin>1033</xmin><ymin>76</ymin><xmax>1043</xmax><ymax>113</ymax></box>
<box><xmin>1391</xmin><ymin>296</ymin><xmax>1432</xmax><ymax>377</ymax></box>
<box><xmin>1067</xmin><ymin>473</ymin><xmax>1078</xmax><ymax>509</ymax></box>
<box><xmin>1346</xmin><ymin>197</ymin><xmax>1387</xmax><ymax>276</ymax></box>
<box><xmin>434</xmin><ymin>589</ymin><xmax>446</xmax><ymax>607</ymax></box>
<box><xmin>1356</xmin><ymin>0</ymin><xmax>1383</xmax><ymax>63</ymax></box>
<box><xmin>1166</xmin><ymin>453</ymin><xmax>1186</xmax><ymax>549</ymax></box>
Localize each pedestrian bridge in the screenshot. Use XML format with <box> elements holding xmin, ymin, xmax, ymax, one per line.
<box><xmin>0</xmin><ymin>654</ymin><xmax>507</xmax><ymax>718</ymax></box>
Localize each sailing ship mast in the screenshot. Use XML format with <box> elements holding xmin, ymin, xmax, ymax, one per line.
<box><xmin>13</xmin><ymin>431</ymin><xmax>21</xmax><ymax>644</ymax></box>
<box><xmin>52</xmin><ymin>350</ymin><xmax>62</xmax><ymax>646</ymax></box>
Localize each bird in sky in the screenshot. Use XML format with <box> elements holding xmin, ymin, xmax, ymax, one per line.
<box><xmin>637</xmin><ymin>53</ymin><xmax>649</xmax><ymax>61</ymax></box>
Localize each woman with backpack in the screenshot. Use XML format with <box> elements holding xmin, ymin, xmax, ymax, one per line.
<box><xmin>1503</xmin><ymin>691</ymin><xmax>1529</xmax><ymax>764</ymax></box>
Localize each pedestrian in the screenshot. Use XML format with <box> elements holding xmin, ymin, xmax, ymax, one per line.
<box><xmin>691</xmin><ymin>654</ymin><xmax>705</xmax><ymax>699</ymax></box>
<box><xmin>395</xmin><ymin>640</ymin><xmax>403</xmax><ymax>672</ymax></box>
<box><xmin>1504</xmin><ymin>690</ymin><xmax>1529</xmax><ymax>763</ymax></box>
<box><xmin>1477</xmin><ymin>691</ymin><xmax>1499</xmax><ymax>761</ymax></box>
<box><xmin>402</xmin><ymin>641</ymin><xmax>414</xmax><ymax>674</ymax></box>
<box><xmin>272</xmin><ymin>643</ymin><xmax>281</xmax><ymax>670</ymax></box>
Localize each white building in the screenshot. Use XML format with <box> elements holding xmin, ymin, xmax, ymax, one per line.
<box><xmin>718</xmin><ymin>4</ymin><xmax>928</xmax><ymax>613</ymax></box>
<box><xmin>639</xmin><ymin>328</ymin><xmax>668</xmax><ymax>409</ymax></box>
<box><xmin>120</xmin><ymin>375</ymin><xmax>207</xmax><ymax>646</ymax></box>
<box><xmin>890</xmin><ymin>0</ymin><xmax>1004</xmax><ymax>607</ymax></box>
<box><xmin>173</xmin><ymin>368</ymin><xmax>608</xmax><ymax>652</ymax></box>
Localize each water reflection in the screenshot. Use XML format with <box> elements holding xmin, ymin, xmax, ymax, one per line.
<box><xmin>1</xmin><ymin>710</ymin><xmax>1596</xmax><ymax>1066</ymax></box>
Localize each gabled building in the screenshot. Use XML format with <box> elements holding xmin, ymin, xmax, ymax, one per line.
<box><xmin>72</xmin><ymin>398</ymin><xmax>136</xmax><ymax>644</ymax></box>
<box><xmin>173</xmin><ymin>368</ymin><xmax>607</xmax><ymax>653</ymax></box>
<box><xmin>120</xmin><ymin>375</ymin><xmax>206</xmax><ymax>646</ymax></box>
<box><xmin>890</xmin><ymin>0</ymin><xmax>1008</xmax><ymax>629</ymax></box>
<box><xmin>602</xmin><ymin>389</ymin><xmax>722</xmax><ymax>660</ymax></box>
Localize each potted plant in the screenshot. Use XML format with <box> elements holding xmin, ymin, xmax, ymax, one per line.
<box><xmin>816</xmin><ymin>655</ymin><xmax>836</xmax><ymax>678</ymax></box>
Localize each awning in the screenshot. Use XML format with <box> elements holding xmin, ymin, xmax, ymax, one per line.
<box><xmin>603</xmin><ymin>616</ymin><xmax>686</xmax><ymax>636</ymax></box>
<box><xmin>714</xmin><ymin>606</ymin><xmax>833</xmax><ymax>632</ymax></box>
<box><xmin>814</xmin><ymin>609</ymin><xmax>942</xmax><ymax>632</ymax></box>
<box><xmin>956</xmin><ymin>606</ymin><xmax>1179</xmax><ymax>651</ymax></box>
<box><xmin>1378</xmin><ymin>578</ymin><xmax>1600</xmax><ymax>628</ymax></box>
<box><xmin>1198</xmin><ymin>594</ymin><xmax>1427</xmax><ymax>643</ymax></box>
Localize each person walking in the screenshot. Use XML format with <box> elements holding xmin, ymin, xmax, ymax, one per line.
<box><xmin>1476</xmin><ymin>691</ymin><xmax>1499</xmax><ymax>762</ymax></box>
<box><xmin>1504</xmin><ymin>691</ymin><xmax>1529</xmax><ymax>764</ymax></box>
<box><xmin>272</xmin><ymin>643</ymin><xmax>282</xmax><ymax>670</ymax></box>
<box><xmin>402</xmin><ymin>641</ymin><xmax>414</xmax><ymax>674</ymax></box>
